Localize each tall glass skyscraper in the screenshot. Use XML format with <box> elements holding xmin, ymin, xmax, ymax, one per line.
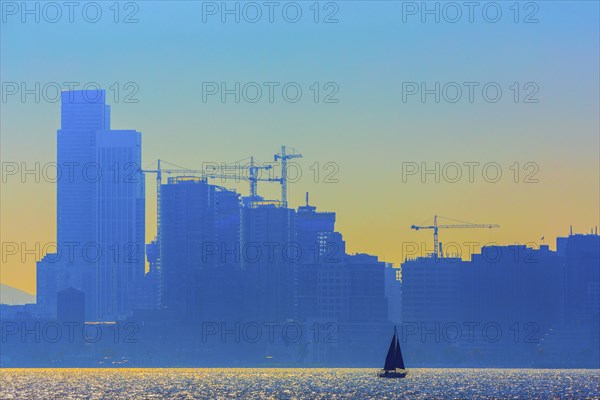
<box><xmin>38</xmin><ymin>90</ymin><xmax>145</xmax><ymax>321</ymax></box>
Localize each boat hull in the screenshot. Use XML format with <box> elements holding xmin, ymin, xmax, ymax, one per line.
<box><xmin>378</xmin><ymin>371</ymin><xmax>407</xmax><ymax>379</ymax></box>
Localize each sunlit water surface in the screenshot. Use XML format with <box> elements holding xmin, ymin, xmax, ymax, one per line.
<box><xmin>1</xmin><ymin>368</ymin><xmax>599</xmax><ymax>399</ymax></box>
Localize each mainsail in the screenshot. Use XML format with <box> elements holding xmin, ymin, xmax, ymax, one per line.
<box><xmin>383</xmin><ymin>326</ymin><xmax>405</xmax><ymax>371</ymax></box>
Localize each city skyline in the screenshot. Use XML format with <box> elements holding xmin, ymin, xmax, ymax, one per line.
<box><xmin>2</xmin><ymin>1</ymin><xmax>600</xmax><ymax>397</ymax></box>
<box><xmin>2</xmin><ymin>100</ymin><xmax>599</xmax><ymax>296</ymax></box>
<box><xmin>2</xmin><ymin>90</ymin><xmax>404</xmax><ymax>366</ymax></box>
<box><xmin>0</xmin><ymin>90</ymin><xmax>596</xmax><ymax>368</ymax></box>
<box><xmin>1</xmin><ymin>87</ymin><xmax>598</xmax><ymax>294</ymax></box>
<box><xmin>2</xmin><ymin>1</ymin><xmax>599</xmax><ymax>295</ymax></box>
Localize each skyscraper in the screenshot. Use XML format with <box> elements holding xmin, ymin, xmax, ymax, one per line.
<box><xmin>38</xmin><ymin>89</ymin><xmax>145</xmax><ymax>320</ymax></box>
<box><xmin>159</xmin><ymin>177</ymin><xmax>242</xmax><ymax>322</ymax></box>
<box><xmin>295</xmin><ymin>194</ymin><xmax>336</xmax><ymax>265</ymax></box>
<box><xmin>241</xmin><ymin>204</ymin><xmax>296</xmax><ymax>322</ymax></box>
<box><xmin>160</xmin><ymin>177</ymin><xmax>216</xmax><ymax>320</ymax></box>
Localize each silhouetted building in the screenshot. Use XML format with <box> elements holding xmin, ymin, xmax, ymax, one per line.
<box><xmin>37</xmin><ymin>89</ymin><xmax>145</xmax><ymax>320</ymax></box>
<box><xmin>536</xmin><ymin>231</ymin><xmax>600</xmax><ymax>368</ymax></box>
<box><xmin>57</xmin><ymin>287</ymin><xmax>85</xmax><ymax>322</ymax></box>
<box><xmin>294</xmin><ymin>201</ymin><xmax>391</xmax><ymax>363</ymax></box>
<box><xmin>160</xmin><ymin>177</ymin><xmax>216</xmax><ymax>320</ymax></box>
<box><xmin>296</xmin><ymin>194</ymin><xmax>336</xmax><ymax>264</ymax></box>
<box><xmin>214</xmin><ymin>187</ymin><xmax>244</xmax><ymax>320</ymax></box>
<box><xmin>36</xmin><ymin>253</ymin><xmax>68</xmax><ymax>318</ymax></box>
<box><xmin>557</xmin><ymin>232</ymin><xmax>600</xmax><ymax>322</ymax></box>
<box><xmin>160</xmin><ymin>177</ymin><xmax>242</xmax><ymax>322</ymax></box>
<box><xmin>468</xmin><ymin>244</ymin><xmax>562</xmax><ymax>325</ymax></box>
<box><xmin>402</xmin><ymin>244</ymin><xmax>564</xmax><ymax>327</ymax></box>
<box><xmin>401</xmin><ymin>256</ymin><xmax>464</xmax><ymax>324</ymax></box>
<box><xmin>242</xmin><ymin>203</ymin><xmax>296</xmax><ymax>322</ymax></box>
<box><xmin>345</xmin><ymin>254</ymin><xmax>389</xmax><ymax>322</ymax></box>
<box><xmin>384</xmin><ymin>263</ymin><xmax>402</xmax><ymax>325</ymax></box>
<box><xmin>400</xmin><ymin>243</ymin><xmax>569</xmax><ymax>366</ymax></box>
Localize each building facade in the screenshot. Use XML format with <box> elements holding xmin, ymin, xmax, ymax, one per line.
<box><xmin>37</xmin><ymin>89</ymin><xmax>145</xmax><ymax>320</ymax></box>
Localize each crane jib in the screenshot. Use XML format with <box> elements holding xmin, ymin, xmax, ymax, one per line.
<box><xmin>410</xmin><ymin>216</ymin><xmax>500</xmax><ymax>258</ymax></box>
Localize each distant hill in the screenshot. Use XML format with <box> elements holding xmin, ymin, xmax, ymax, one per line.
<box><xmin>0</xmin><ymin>284</ymin><xmax>35</xmax><ymax>305</ymax></box>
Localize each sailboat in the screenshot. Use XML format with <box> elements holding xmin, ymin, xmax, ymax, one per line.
<box><xmin>378</xmin><ymin>326</ymin><xmax>407</xmax><ymax>378</ymax></box>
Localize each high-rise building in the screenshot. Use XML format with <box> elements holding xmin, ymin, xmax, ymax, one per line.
<box><xmin>37</xmin><ymin>89</ymin><xmax>145</xmax><ymax>320</ymax></box>
<box><xmin>384</xmin><ymin>263</ymin><xmax>402</xmax><ymax>325</ymax></box>
<box><xmin>241</xmin><ymin>204</ymin><xmax>296</xmax><ymax>322</ymax></box>
<box><xmin>557</xmin><ymin>232</ymin><xmax>600</xmax><ymax>322</ymax></box>
<box><xmin>160</xmin><ymin>177</ymin><xmax>216</xmax><ymax>320</ymax></box>
<box><xmin>400</xmin><ymin>245</ymin><xmax>565</xmax><ymax>365</ymax></box>
<box><xmin>293</xmin><ymin>199</ymin><xmax>390</xmax><ymax>364</ymax></box>
<box><xmin>159</xmin><ymin>177</ymin><xmax>242</xmax><ymax>322</ymax></box>
<box><xmin>57</xmin><ymin>287</ymin><xmax>85</xmax><ymax>323</ymax></box>
<box><xmin>295</xmin><ymin>195</ymin><xmax>336</xmax><ymax>264</ymax></box>
<box><xmin>401</xmin><ymin>245</ymin><xmax>564</xmax><ymax>326</ymax></box>
<box><xmin>36</xmin><ymin>253</ymin><xmax>69</xmax><ymax>317</ymax></box>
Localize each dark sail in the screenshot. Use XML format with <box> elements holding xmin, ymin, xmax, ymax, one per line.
<box><xmin>383</xmin><ymin>326</ymin><xmax>405</xmax><ymax>371</ymax></box>
<box><xmin>394</xmin><ymin>335</ymin><xmax>405</xmax><ymax>370</ymax></box>
<box><xmin>383</xmin><ymin>329</ymin><xmax>397</xmax><ymax>371</ymax></box>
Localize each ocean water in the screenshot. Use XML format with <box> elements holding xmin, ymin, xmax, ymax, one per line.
<box><xmin>0</xmin><ymin>369</ymin><xmax>598</xmax><ymax>399</ymax></box>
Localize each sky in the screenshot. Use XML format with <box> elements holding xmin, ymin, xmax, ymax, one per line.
<box><xmin>1</xmin><ymin>1</ymin><xmax>599</xmax><ymax>294</ymax></box>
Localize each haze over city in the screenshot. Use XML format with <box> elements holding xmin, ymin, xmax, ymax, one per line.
<box><xmin>1</xmin><ymin>1</ymin><xmax>599</xmax><ymax>398</ymax></box>
<box><xmin>2</xmin><ymin>2</ymin><xmax>598</xmax><ymax>295</ymax></box>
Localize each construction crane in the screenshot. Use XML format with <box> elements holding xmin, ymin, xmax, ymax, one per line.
<box><xmin>410</xmin><ymin>215</ymin><xmax>500</xmax><ymax>258</ymax></box>
<box><xmin>274</xmin><ymin>146</ymin><xmax>302</xmax><ymax>208</ymax></box>
<box><xmin>141</xmin><ymin>158</ymin><xmax>284</xmax><ymax>239</ymax></box>
<box><xmin>218</xmin><ymin>156</ymin><xmax>280</xmax><ymax>200</ymax></box>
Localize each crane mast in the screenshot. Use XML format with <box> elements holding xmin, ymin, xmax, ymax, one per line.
<box><xmin>218</xmin><ymin>156</ymin><xmax>276</xmax><ymax>200</ymax></box>
<box><xmin>274</xmin><ymin>145</ymin><xmax>303</xmax><ymax>208</ymax></box>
